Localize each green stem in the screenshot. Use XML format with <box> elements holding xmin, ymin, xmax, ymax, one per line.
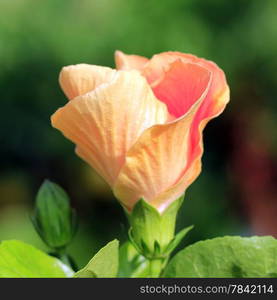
<box><xmin>148</xmin><ymin>258</ymin><xmax>163</xmax><ymax>278</ymax></box>
<box><xmin>59</xmin><ymin>253</ymin><xmax>72</xmax><ymax>267</ymax></box>
<box><xmin>50</xmin><ymin>247</ymin><xmax>78</xmax><ymax>272</ymax></box>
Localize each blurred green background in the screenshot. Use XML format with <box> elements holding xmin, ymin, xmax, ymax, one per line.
<box><xmin>0</xmin><ymin>0</ymin><xmax>277</xmax><ymax>268</ymax></box>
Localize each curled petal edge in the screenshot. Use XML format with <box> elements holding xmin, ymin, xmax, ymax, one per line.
<box><xmin>59</xmin><ymin>64</ymin><xmax>117</xmax><ymax>100</ymax></box>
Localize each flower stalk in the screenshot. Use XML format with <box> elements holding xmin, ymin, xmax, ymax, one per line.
<box><xmin>148</xmin><ymin>258</ymin><xmax>164</xmax><ymax>278</ymax></box>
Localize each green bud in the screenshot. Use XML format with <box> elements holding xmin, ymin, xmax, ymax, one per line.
<box><xmin>32</xmin><ymin>179</ymin><xmax>77</xmax><ymax>250</ymax></box>
<box><xmin>127</xmin><ymin>195</ymin><xmax>185</xmax><ymax>259</ymax></box>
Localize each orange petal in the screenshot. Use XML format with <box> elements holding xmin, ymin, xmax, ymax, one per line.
<box><xmin>115</xmin><ymin>50</ymin><xmax>149</xmax><ymax>71</ymax></box>
<box><xmin>113</xmin><ymin>67</ymin><xmax>212</xmax><ymax>212</ymax></box>
<box><xmin>59</xmin><ymin>64</ymin><xmax>116</xmax><ymax>100</ymax></box>
<box><xmin>51</xmin><ymin>70</ymin><xmax>168</xmax><ymax>186</ymax></box>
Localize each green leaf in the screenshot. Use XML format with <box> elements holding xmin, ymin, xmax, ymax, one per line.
<box><xmin>163</xmin><ymin>236</ymin><xmax>277</xmax><ymax>278</ymax></box>
<box><xmin>75</xmin><ymin>240</ymin><xmax>119</xmax><ymax>278</ymax></box>
<box><xmin>0</xmin><ymin>240</ymin><xmax>73</xmax><ymax>278</ymax></box>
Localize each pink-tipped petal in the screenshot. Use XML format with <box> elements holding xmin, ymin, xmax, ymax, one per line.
<box><xmin>59</xmin><ymin>64</ymin><xmax>116</xmax><ymax>100</ymax></box>
<box><xmin>142</xmin><ymin>52</ymin><xmax>188</xmax><ymax>84</ymax></box>
<box><xmin>153</xmin><ymin>84</ymin><xmax>229</xmax><ymax>213</ymax></box>
<box><xmin>113</xmin><ymin>69</ymin><xmax>212</xmax><ymax>212</ymax></box>
<box><xmin>52</xmin><ymin>70</ymin><xmax>168</xmax><ymax>186</ymax></box>
<box><xmin>152</xmin><ymin>61</ymin><xmax>211</xmax><ymax>118</ymax></box>
<box><xmin>142</xmin><ymin>51</ymin><xmax>230</xmax><ymax>194</ymax></box>
<box><xmin>115</xmin><ymin>50</ymin><xmax>149</xmax><ymax>71</ymax></box>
